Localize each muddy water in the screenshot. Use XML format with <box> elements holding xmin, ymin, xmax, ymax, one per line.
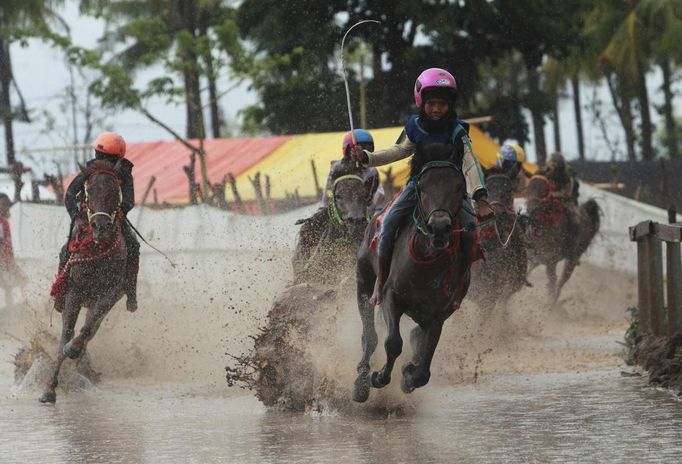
<box><xmin>2</xmin><ymin>224</ymin><xmax>681</xmax><ymax>462</ymax></box>
<box><xmin>1</xmin><ymin>371</ymin><xmax>681</xmax><ymax>463</ymax></box>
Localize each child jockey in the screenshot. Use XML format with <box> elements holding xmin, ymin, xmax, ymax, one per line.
<box><xmin>55</xmin><ymin>132</ymin><xmax>140</xmax><ymax>312</ymax></box>
<box><xmin>321</xmin><ymin>129</ymin><xmax>384</xmax><ymax>209</ymax></box>
<box><xmin>351</xmin><ymin>68</ymin><xmax>493</xmax><ymax>305</ymax></box>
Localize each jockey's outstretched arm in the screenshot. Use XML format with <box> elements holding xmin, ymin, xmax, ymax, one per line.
<box><xmin>461</xmin><ymin>136</ymin><xmax>487</xmax><ymax>201</ymax></box>
<box><xmin>361</xmin><ymin>137</ymin><xmax>414</xmax><ymax>167</ymax></box>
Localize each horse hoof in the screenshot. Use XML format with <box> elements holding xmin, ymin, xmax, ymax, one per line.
<box><xmin>370</xmin><ymin>371</ymin><xmax>389</xmax><ymax>389</ymax></box>
<box><xmin>39</xmin><ymin>392</ymin><xmax>56</xmax><ymax>404</ymax></box>
<box><xmin>401</xmin><ymin>364</ymin><xmax>417</xmax><ymax>394</ymax></box>
<box><xmin>352</xmin><ymin>372</ymin><xmax>370</xmax><ymax>403</ymax></box>
<box><xmin>63</xmin><ymin>341</ymin><xmax>83</xmax><ymax>359</ymax></box>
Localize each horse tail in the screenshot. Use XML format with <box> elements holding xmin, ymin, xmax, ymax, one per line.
<box><xmin>582</xmin><ymin>198</ymin><xmax>601</xmax><ymax>231</ymax></box>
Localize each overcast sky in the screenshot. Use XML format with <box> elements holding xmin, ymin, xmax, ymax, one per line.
<box><xmin>2</xmin><ymin>2</ymin><xmax>680</xmax><ymax>171</ymax></box>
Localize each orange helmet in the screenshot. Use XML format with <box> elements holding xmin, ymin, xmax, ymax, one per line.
<box><xmin>92</xmin><ymin>132</ymin><xmax>126</xmax><ymax>158</ymax></box>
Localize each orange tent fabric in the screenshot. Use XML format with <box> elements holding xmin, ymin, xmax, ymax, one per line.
<box><xmin>64</xmin><ymin>136</ymin><xmax>291</xmax><ymax>204</ymax></box>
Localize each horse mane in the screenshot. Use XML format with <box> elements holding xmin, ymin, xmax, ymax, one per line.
<box><xmin>82</xmin><ymin>159</ymin><xmax>120</xmax><ymax>181</ymax></box>
<box><xmin>409</xmin><ymin>143</ymin><xmax>456</xmax><ymax>177</ymax></box>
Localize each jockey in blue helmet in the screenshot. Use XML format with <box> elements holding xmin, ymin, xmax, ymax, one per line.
<box><xmin>321</xmin><ymin>129</ymin><xmax>384</xmax><ymax>208</ymax></box>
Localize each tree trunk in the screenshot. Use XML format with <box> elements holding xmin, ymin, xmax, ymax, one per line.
<box><xmin>605</xmin><ymin>72</ymin><xmax>637</xmax><ymax>161</ymax></box>
<box><xmin>0</xmin><ymin>38</ymin><xmax>16</xmax><ymax>166</ymax></box>
<box><xmin>200</xmin><ymin>21</ymin><xmax>221</xmax><ymax>138</ymax></box>
<box><xmin>552</xmin><ymin>90</ymin><xmax>561</xmax><ymax>154</ymax></box>
<box><xmin>527</xmin><ymin>67</ymin><xmax>547</xmax><ymax>165</ymax></box>
<box><xmin>660</xmin><ymin>59</ymin><xmax>678</xmax><ymax>159</ymax></box>
<box><xmin>178</xmin><ymin>0</ymin><xmax>205</xmax><ymax>140</ymax></box>
<box><xmin>636</xmin><ymin>65</ymin><xmax>654</xmax><ymax>160</ymax></box>
<box><xmin>571</xmin><ymin>73</ymin><xmax>585</xmax><ymax>160</ymax></box>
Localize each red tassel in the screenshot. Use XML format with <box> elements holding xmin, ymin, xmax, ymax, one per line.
<box><xmin>50</xmin><ymin>272</ymin><xmax>69</xmax><ymax>298</ymax></box>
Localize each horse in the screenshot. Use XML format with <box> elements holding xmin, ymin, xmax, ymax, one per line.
<box><xmin>40</xmin><ymin>160</ymin><xmax>130</xmax><ymax>404</ymax></box>
<box><xmin>525</xmin><ymin>174</ymin><xmax>600</xmax><ymax>304</ymax></box>
<box><xmin>469</xmin><ymin>170</ymin><xmax>528</xmax><ymax>310</ymax></box>
<box><xmin>352</xmin><ymin>143</ymin><xmax>473</xmax><ymax>402</ymax></box>
<box><xmin>292</xmin><ymin>160</ymin><xmax>372</xmax><ymax>285</ymax></box>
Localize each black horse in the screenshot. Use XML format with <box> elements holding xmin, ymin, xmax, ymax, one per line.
<box><xmin>469</xmin><ymin>170</ymin><xmax>528</xmax><ymax>310</ymax></box>
<box><xmin>353</xmin><ymin>143</ymin><xmax>474</xmax><ymax>402</ymax></box>
<box><xmin>292</xmin><ymin>160</ymin><xmax>372</xmax><ymax>284</ymax></box>
<box><xmin>41</xmin><ymin>160</ymin><xmax>130</xmax><ymax>404</ymax></box>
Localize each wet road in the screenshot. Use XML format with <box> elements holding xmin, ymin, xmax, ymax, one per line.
<box><xmin>1</xmin><ymin>371</ymin><xmax>681</xmax><ymax>463</ymax></box>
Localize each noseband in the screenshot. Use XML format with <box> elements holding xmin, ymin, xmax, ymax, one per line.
<box><xmin>85</xmin><ymin>169</ymin><xmax>122</xmax><ymax>225</ymax></box>
<box><xmin>413</xmin><ymin>161</ymin><xmax>464</xmax><ymax>236</ymax></box>
<box><xmin>327</xmin><ymin>174</ymin><xmax>369</xmax><ymax>226</ymax></box>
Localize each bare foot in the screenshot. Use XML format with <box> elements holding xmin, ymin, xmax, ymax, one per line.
<box><xmin>368</xmin><ymin>279</ymin><xmax>383</xmax><ymax>306</ymax></box>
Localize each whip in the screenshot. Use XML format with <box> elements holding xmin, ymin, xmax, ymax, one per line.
<box><xmin>340</xmin><ymin>19</ymin><xmax>381</xmax><ymax>156</ymax></box>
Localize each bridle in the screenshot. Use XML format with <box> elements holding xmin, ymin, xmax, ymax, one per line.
<box><xmin>412</xmin><ymin>161</ymin><xmax>464</xmax><ymax>236</ymax></box>
<box><xmin>85</xmin><ymin>169</ymin><xmax>122</xmax><ymax>225</ymax></box>
<box><xmin>327</xmin><ymin>174</ymin><xmax>371</xmax><ymax>226</ymax></box>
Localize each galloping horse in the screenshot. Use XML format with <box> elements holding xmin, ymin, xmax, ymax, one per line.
<box><xmin>292</xmin><ymin>160</ymin><xmax>372</xmax><ymax>284</ymax></box>
<box><xmin>40</xmin><ymin>160</ymin><xmax>130</xmax><ymax>403</ymax></box>
<box><xmin>353</xmin><ymin>144</ymin><xmax>473</xmax><ymax>402</ymax></box>
<box><xmin>470</xmin><ymin>170</ymin><xmax>528</xmax><ymax>310</ymax></box>
<box><xmin>525</xmin><ymin>174</ymin><xmax>600</xmax><ymax>303</ymax></box>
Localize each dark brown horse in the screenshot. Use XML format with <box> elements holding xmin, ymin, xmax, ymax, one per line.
<box><xmin>353</xmin><ymin>144</ymin><xmax>472</xmax><ymax>402</ymax></box>
<box><xmin>40</xmin><ymin>160</ymin><xmax>129</xmax><ymax>404</ymax></box>
<box><xmin>470</xmin><ymin>172</ymin><xmax>528</xmax><ymax>310</ymax></box>
<box><xmin>292</xmin><ymin>161</ymin><xmax>371</xmax><ymax>285</ymax></box>
<box><xmin>525</xmin><ymin>174</ymin><xmax>600</xmax><ymax>303</ymax></box>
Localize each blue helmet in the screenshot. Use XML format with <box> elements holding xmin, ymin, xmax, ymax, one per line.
<box><xmin>496</xmin><ymin>143</ymin><xmax>526</xmax><ymax>169</ymax></box>
<box><xmin>342</xmin><ymin>129</ymin><xmax>374</xmax><ymax>155</ymax></box>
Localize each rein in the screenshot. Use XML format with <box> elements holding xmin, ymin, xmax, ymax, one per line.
<box><xmin>327</xmin><ymin>174</ymin><xmax>368</xmax><ymax>226</ymax></box>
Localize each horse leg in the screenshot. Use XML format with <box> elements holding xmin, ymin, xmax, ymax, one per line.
<box><xmin>64</xmin><ymin>290</ymin><xmax>119</xmax><ymax>359</ymax></box>
<box><xmin>371</xmin><ymin>292</ymin><xmax>402</xmax><ymax>388</ymax></box>
<box><xmin>352</xmin><ymin>258</ymin><xmax>378</xmax><ymax>403</ymax></box>
<box><xmin>401</xmin><ymin>320</ymin><xmax>443</xmax><ymax>393</ymax></box>
<box><xmin>546</xmin><ymin>262</ymin><xmax>557</xmax><ymax>298</ymax></box>
<box><xmin>40</xmin><ymin>293</ymin><xmax>81</xmax><ymax>403</ymax></box>
<box><xmin>554</xmin><ymin>258</ymin><xmax>578</xmax><ymax>304</ymax></box>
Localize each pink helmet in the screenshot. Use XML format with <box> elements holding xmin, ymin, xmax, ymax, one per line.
<box><xmin>414</xmin><ymin>68</ymin><xmax>458</xmax><ymax>108</ymax></box>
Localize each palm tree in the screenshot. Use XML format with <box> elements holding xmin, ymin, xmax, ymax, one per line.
<box><xmin>637</xmin><ymin>0</ymin><xmax>682</xmax><ymax>158</ymax></box>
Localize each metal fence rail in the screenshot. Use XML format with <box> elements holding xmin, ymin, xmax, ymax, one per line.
<box><xmin>629</xmin><ymin>208</ymin><xmax>682</xmax><ymax>336</ymax></box>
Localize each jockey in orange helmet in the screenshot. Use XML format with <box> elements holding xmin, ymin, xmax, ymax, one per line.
<box><xmin>55</xmin><ymin>131</ymin><xmax>140</xmax><ymax>312</ymax></box>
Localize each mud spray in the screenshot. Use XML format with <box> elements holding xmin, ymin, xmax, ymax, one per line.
<box><xmin>2</xmin><ymin>209</ymin><xmax>635</xmax><ymax>413</ymax></box>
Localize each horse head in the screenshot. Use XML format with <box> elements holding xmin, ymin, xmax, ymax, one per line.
<box><xmin>485</xmin><ymin>173</ymin><xmax>515</xmax><ymax>208</ymax></box>
<box><xmin>83</xmin><ymin>160</ymin><xmax>122</xmax><ymax>242</ymax></box>
<box><xmin>327</xmin><ymin>160</ymin><xmax>370</xmax><ymax>234</ymax></box>
<box><xmin>412</xmin><ymin>143</ymin><xmax>466</xmax><ymax>251</ymax></box>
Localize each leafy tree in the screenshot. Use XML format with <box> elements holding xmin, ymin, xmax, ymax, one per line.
<box><xmin>0</xmin><ymin>0</ymin><xmax>65</xmax><ymax>166</ymax></box>
<box><xmin>80</xmin><ymin>0</ymin><xmax>237</xmax><ymax>139</ymax></box>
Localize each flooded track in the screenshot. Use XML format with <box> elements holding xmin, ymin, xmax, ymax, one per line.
<box><xmin>2</xmin><ymin>204</ymin><xmax>682</xmax><ymax>463</ymax></box>
<box><xmin>1</xmin><ymin>371</ymin><xmax>681</xmax><ymax>463</ymax></box>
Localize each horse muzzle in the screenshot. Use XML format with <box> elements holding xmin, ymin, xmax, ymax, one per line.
<box><xmin>427</xmin><ymin>214</ymin><xmax>453</xmax><ymax>250</ymax></box>
<box><xmin>91</xmin><ymin>218</ymin><xmax>115</xmax><ymax>243</ymax></box>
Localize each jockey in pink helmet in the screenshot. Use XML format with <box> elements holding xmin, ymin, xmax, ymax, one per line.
<box><xmin>351</xmin><ymin>67</ymin><xmax>492</xmax><ymax>305</ymax></box>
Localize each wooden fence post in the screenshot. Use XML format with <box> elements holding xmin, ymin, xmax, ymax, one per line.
<box><xmin>647</xmin><ymin>234</ymin><xmax>665</xmax><ymax>335</ymax></box>
<box><xmin>637</xmin><ymin>235</ymin><xmax>652</xmax><ymax>334</ymax></box>
<box><xmin>667</xmin><ymin>206</ymin><xmax>682</xmax><ymax>335</ymax></box>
